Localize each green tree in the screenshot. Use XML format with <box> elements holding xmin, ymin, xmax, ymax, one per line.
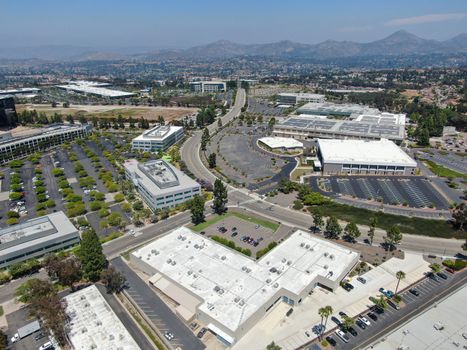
<box><xmin>114</xmin><ymin>193</ymin><xmax>125</xmax><ymax>202</ymax></box>
<box><xmin>344</xmin><ymin>221</ymin><xmax>361</xmax><ymax>242</ymax></box>
<box><xmin>430</xmin><ymin>263</ymin><xmax>442</xmax><ymax>273</ymax></box>
<box><xmin>213</xmin><ymin>179</ymin><xmax>228</xmax><ymax>215</ymax></box>
<box><xmin>201</xmin><ymin>128</ymin><xmax>210</xmax><ymax>151</ymax></box>
<box><xmin>325</xmin><ymin>216</ymin><xmax>342</xmax><ymax>239</ymax></box>
<box><xmin>78</xmin><ymin>229</ymin><xmax>108</xmax><ymax>281</ymax></box>
<box><xmin>452</xmin><ymin>203</ymin><xmax>466</xmax><ymax>231</ymax></box>
<box><xmin>208</xmin><ymin>153</ymin><xmax>217</xmax><ymax>168</ymax></box>
<box><xmin>100</xmin><ymin>267</ymin><xmax>126</xmax><ymax>293</ymax></box>
<box><xmin>372</xmin><ymin>295</ymin><xmax>388</xmax><ymax>310</ymax></box>
<box><xmin>342</xmin><ymin>315</ymin><xmax>355</xmax><ymax>331</ymax></box>
<box><xmin>395</xmin><ymin>270</ymin><xmax>406</xmax><ymax>295</ymax></box>
<box><xmin>44</xmin><ymin>255</ymin><xmax>81</xmax><ymax>291</ymax></box>
<box><xmin>312</xmin><ymin>212</ymin><xmax>324</xmax><ymax>233</ymax></box>
<box><xmin>190</xmin><ymin>195</ymin><xmax>205</xmax><ymax>224</ymax></box>
<box><xmin>384</xmin><ymin>225</ymin><xmax>403</xmax><ymax>250</ymax></box>
<box><xmin>368</xmin><ymin>217</ymin><xmax>377</xmax><ymax>246</ymax></box>
<box><xmin>266</xmin><ymin>342</ymin><xmax>282</xmax><ymax>350</ymax></box>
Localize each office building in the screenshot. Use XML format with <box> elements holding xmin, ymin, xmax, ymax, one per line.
<box><xmin>131</xmin><ymin>228</ymin><xmax>359</xmax><ymax>345</ymax></box>
<box><xmin>317</xmin><ymin>138</ymin><xmax>417</xmax><ymax>175</ymax></box>
<box><xmin>0</xmin><ymin>88</ymin><xmax>41</xmax><ymax>98</ymax></box>
<box><xmin>297</xmin><ymin>102</ymin><xmax>379</xmax><ymax>117</ymax></box>
<box><xmin>0</xmin><ymin>124</ymin><xmax>92</xmax><ymax>164</ymax></box>
<box><xmin>190</xmin><ymin>81</ymin><xmax>226</xmax><ymax>93</ymax></box>
<box><xmin>64</xmin><ymin>285</ymin><xmax>140</xmax><ymax>350</ymax></box>
<box><xmin>131</xmin><ymin>125</ymin><xmax>184</xmax><ymax>152</ymax></box>
<box><xmin>278</xmin><ymin>93</ymin><xmax>325</xmax><ymax>105</ymax></box>
<box><xmin>56</xmin><ymin>80</ymin><xmax>135</xmax><ymax>98</ymax></box>
<box><xmin>124</xmin><ymin>159</ymin><xmax>201</xmax><ymax>211</ymax></box>
<box><xmin>258</xmin><ymin>137</ymin><xmax>303</xmax><ymax>152</ymax></box>
<box><xmin>0</xmin><ymin>96</ymin><xmax>18</xmax><ymax>128</ymax></box>
<box><xmin>273</xmin><ymin>113</ymin><xmax>406</xmax><ymax>143</ymax></box>
<box><xmin>0</xmin><ymin>211</ymin><xmax>80</xmax><ymax>268</ymax></box>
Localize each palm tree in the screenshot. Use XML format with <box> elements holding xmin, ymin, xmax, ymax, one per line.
<box><xmin>395</xmin><ymin>270</ymin><xmax>406</xmax><ymax>295</ymax></box>
<box><xmin>321</xmin><ymin>305</ymin><xmax>333</xmax><ymax>339</ymax></box>
<box><xmin>318</xmin><ymin>307</ymin><xmax>327</xmax><ymax>339</ymax></box>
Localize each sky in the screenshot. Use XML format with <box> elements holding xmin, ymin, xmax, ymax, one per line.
<box><xmin>2</xmin><ymin>0</ymin><xmax>467</xmax><ymax>49</ymax></box>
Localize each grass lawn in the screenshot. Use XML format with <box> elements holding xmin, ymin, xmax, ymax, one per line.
<box><xmin>0</xmin><ymin>305</ymin><xmax>3</xmax><ymax>317</ymax></box>
<box><xmin>191</xmin><ymin>211</ymin><xmax>280</xmax><ymax>232</ymax></box>
<box><xmin>421</xmin><ymin>159</ymin><xmax>467</xmax><ymax>179</ymax></box>
<box><xmin>308</xmin><ymin>203</ymin><xmax>466</xmax><ymax>239</ymax></box>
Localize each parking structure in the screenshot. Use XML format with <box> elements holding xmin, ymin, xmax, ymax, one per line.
<box><xmin>317</xmin><ymin>176</ymin><xmax>449</xmax><ymax>209</ymax></box>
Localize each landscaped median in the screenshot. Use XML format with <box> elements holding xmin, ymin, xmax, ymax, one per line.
<box><xmin>419</xmin><ymin>158</ymin><xmax>467</xmax><ymax>179</ymax></box>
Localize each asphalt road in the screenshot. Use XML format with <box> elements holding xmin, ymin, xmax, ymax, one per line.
<box><xmin>111</xmin><ymin>257</ymin><xmax>205</xmax><ymax>350</ymax></box>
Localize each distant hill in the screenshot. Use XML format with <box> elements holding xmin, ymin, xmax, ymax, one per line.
<box><xmin>1</xmin><ymin>31</ymin><xmax>466</xmax><ymax>61</ymax></box>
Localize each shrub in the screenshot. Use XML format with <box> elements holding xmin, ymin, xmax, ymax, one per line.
<box><xmin>132</xmin><ymin>201</ymin><xmax>144</xmax><ymax>211</ymax></box>
<box><xmin>35</xmin><ymin>203</ymin><xmax>46</xmax><ymax>211</ymax></box>
<box><xmin>114</xmin><ymin>193</ymin><xmax>125</xmax><ymax>203</ymax></box>
<box><xmin>442</xmin><ymin>259</ymin><xmax>466</xmax><ymax>271</ymax></box>
<box><xmin>292</xmin><ymin>200</ymin><xmax>304</xmax><ymax>210</ymax></box>
<box><xmin>98</xmin><ymin>208</ymin><xmax>110</xmax><ymax>218</ymax></box>
<box><xmin>122</xmin><ymin>203</ymin><xmax>132</xmax><ymax>212</ymax></box>
<box><xmin>35</xmin><ymin>186</ymin><xmax>47</xmax><ymax>194</ymax></box>
<box><xmin>90</xmin><ymin>191</ymin><xmax>105</xmax><ymax>201</ymax></box>
<box><xmin>108</xmin><ymin>212</ymin><xmax>123</xmax><ymax>227</ymax></box>
<box><xmin>37</xmin><ymin>210</ymin><xmax>47</xmax><ymax>217</ymax></box>
<box><xmin>45</xmin><ymin>199</ymin><xmax>56</xmax><ymax>208</ymax></box>
<box><xmin>6</xmin><ymin>211</ymin><xmax>19</xmax><ymax>219</ymax></box>
<box><xmin>36</xmin><ymin>194</ymin><xmax>47</xmax><ymax>202</ymax></box>
<box><xmin>9</xmin><ymin>192</ymin><xmax>23</xmax><ymax>201</ymax></box>
<box><xmin>90</xmin><ymin>201</ymin><xmax>103</xmax><ymax>211</ymax></box>
<box><xmin>9</xmin><ymin>259</ymin><xmax>41</xmax><ymax>279</ymax></box>
<box><xmin>6</xmin><ymin>218</ymin><xmax>18</xmax><ymax>226</ymax></box>
<box><xmin>10</xmin><ymin>184</ymin><xmax>23</xmax><ymax>192</ymax></box>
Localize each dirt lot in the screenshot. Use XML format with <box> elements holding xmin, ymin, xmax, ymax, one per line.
<box><xmin>16</xmin><ymin>104</ymin><xmax>197</xmax><ymax>122</ymax></box>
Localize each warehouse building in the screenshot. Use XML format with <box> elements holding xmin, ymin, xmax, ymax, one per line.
<box><xmin>190</xmin><ymin>81</ymin><xmax>226</xmax><ymax>93</ymax></box>
<box><xmin>56</xmin><ymin>80</ymin><xmax>135</xmax><ymax>98</ymax></box>
<box><xmin>273</xmin><ymin>113</ymin><xmax>405</xmax><ymax>143</ymax></box>
<box><xmin>297</xmin><ymin>101</ymin><xmax>380</xmax><ymax>117</ymax></box>
<box><xmin>64</xmin><ymin>285</ymin><xmax>140</xmax><ymax>350</ymax></box>
<box><xmin>0</xmin><ymin>88</ymin><xmax>41</xmax><ymax>98</ymax></box>
<box><xmin>258</xmin><ymin>137</ymin><xmax>303</xmax><ymax>152</ymax></box>
<box><xmin>131</xmin><ymin>125</ymin><xmax>184</xmax><ymax>152</ymax></box>
<box><xmin>0</xmin><ymin>123</ymin><xmax>92</xmax><ymax>164</ymax></box>
<box><xmin>124</xmin><ymin>159</ymin><xmax>200</xmax><ymax>211</ymax></box>
<box><xmin>131</xmin><ymin>227</ymin><xmax>359</xmax><ymax>345</ymax></box>
<box><xmin>278</xmin><ymin>93</ymin><xmax>325</xmax><ymax>105</ymax></box>
<box><xmin>0</xmin><ymin>211</ymin><xmax>80</xmax><ymax>268</ymax></box>
<box><xmin>317</xmin><ymin>138</ymin><xmax>417</xmax><ymax>175</ymax></box>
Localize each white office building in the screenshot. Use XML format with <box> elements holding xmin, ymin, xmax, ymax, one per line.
<box><xmin>317</xmin><ymin>138</ymin><xmax>417</xmax><ymax>175</ymax></box>
<box><xmin>131</xmin><ymin>227</ymin><xmax>359</xmax><ymax>345</ymax></box>
<box><xmin>124</xmin><ymin>159</ymin><xmax>201</xmax><ymax>211</ymax></box>
<box><xmin>278</xmin><ymin>93</ymin><xmax>325</xmax><ymax>105</ymax></box>
<box><xmin>131</xmin><ymin>125</ymin><xmax>184</xmax><ymax>152</ymax></box>
<box><xmin>64</xmin><ymin>285</ymin><xmax>140</xmax><ymax>350</ymax></box>
<box><xmin>0</xmin><ymin>211</ymin><xmax>80</xmax><ymax>268</ymax></box>
<box><xmin>190</xmin><ymin>81</ymin><xmax>226</xmax><ymax>93</ymax></box>
<box><xmin>0</xmin><ymin>124</ymin><xmax>92</xmax><ymax>164</ymax></box>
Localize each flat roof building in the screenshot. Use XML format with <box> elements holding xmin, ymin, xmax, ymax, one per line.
<box><xmin>273</xmin><ymin>113</ymin><xmax>405</xmax><ymax>143</ymax></box>
<box><xmin>0</xmin><ymin>123</ymin><xmax>92</xmax><ymax>164</ymax></box>
<box><xmin>317</xmin><ymin>138</ymin><xmax>417</xmax><ymax>175</ymax></box>
<box><xmin>190</xmin><ymin>81</ymin><xmax>226</xmax><ymax>93</ymax></box>
<box><xmin>131</xmin><ymin>227</ymin><xmax>359</xmax><ymax>345</ymax></box>
<box><xmin>124</xmin><ymin>159</ymin><xmax>200</xmax><ymax>211</ymax></box>
<box><xmin>0</xmin><ymin>88</ymin><xmax>41</xmax><ymax>97</ymax></box>
<box><xmin>278</xmin><ymin>93</ymin><xmax>325</xmax><ymax>106</ymax></box>
<box><xmin>64</xmin><ymin>285</ymin><xmax>140</xmax><ymax>350</ymax></box>
<box><xmin>56</xmin><ymin>81</ymin><xmax>135</xmax><ymax>99</ymax></box>
<box><xmin>258</xmin><ymin>137</ymin><xmax>303</xmax><ymax>152</ymax></box>
<box><xmin>297</xmin><ymin>102</ymin><xmax>380</xmax><ymax>117</ymax></box>
<box><xmin>131</xmin><ymin>125</ymin><xmax>184</xmax><ymax>152</ymax></box>
<box><xmin>0</xmin><ymin>211</ymin><xmax>80</xmax><ymax>268</ymax></box>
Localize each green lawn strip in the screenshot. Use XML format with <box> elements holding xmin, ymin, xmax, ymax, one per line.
<box><xmin>0</xmin><ymin>305</ymin><xmax>3</xmax><ymax>317</ymax></box>
<box><xmin>308</xmin><ymin>203</ymin><xmax>466</xmax><ymax>239</ymax></box>
<box><xmin>420</xmin><ymin>158</ymin><xmax>467</xmax><ymax>179</ymax></box>
<box><xmin>191</xmin><ymin>211</ymin><xmax>279</xmax><ymax>232</ymax></box>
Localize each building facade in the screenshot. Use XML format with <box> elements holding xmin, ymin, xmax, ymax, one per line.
<box><xmin>190</xmin><ymin>81</ymin><xmax>226</xmax><ymax>93</ymax></box>
<box><xmin>0</xmin><ymin>96</ymin><xmax>18</xmax><ymax>129</ymax></box>
<box><xmin>278</xmin><ymin>93</ymin><xmax>325</xmax><ymax>105</ymax></box>
<box><xmin>317</xmin><ymin>138</ymin><xmax>417</xmax><ymax>175</ymax></box>
<box><xmin>0</xmin><ymin>124</ymin><xmax>92</xmax><ymax>164</ymax></box>
<box><xmin>131</xmin><ymin>125</ymin><xmax>184</xmax><ymax>152</ymax></box>
<box><xmin>124</xmin><ymin>159</ymin><xmax>201</xmax><ymax>211</ymax></box>
<box><xmin>0</xmin><ymin>211</ymin><xmax>80</xmax><ymax>268</ymax></box>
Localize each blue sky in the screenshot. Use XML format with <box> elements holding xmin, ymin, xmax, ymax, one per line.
<box><xmin>2</xmin><ymin>0</ymin><xmax>467</xmax><ymax>48</ymax></box>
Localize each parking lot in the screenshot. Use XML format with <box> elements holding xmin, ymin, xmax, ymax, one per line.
<box><xmin>6</xmin><ymin>306</ymin><xmax>51</xmax><ymax>350</ymax></box>
<box><xmin>317</xmin><ymin>176</ymin><xmax>449</xmax><ymax>209</ymax></box>
<box><xmin>248</xmin><ymin>97</ymin><xmax>289</xmax><ymax>117</ymax></box>
<box><xmin>197</xmin><ymin>212</ymin><xmax>290</xmax><ymax>256</ymax></box>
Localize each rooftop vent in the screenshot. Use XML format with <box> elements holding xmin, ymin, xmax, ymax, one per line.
<box><xmin>242</xmin><ymin>266</ymin><xmax>247</xmax><ymax>271</ymax></box>
<box><xmin>305</xmin><ymin>244</ymin><xmax>310</xmax><ymax>249</ymax></box>
<box><xmin>329</xmin><ymin>254</ymin><xmax>334</xmax><ymax>260</ymax></box>
<box><xmin>95</xmin><ymin>321</ymin><xmax>102</xmax><ymax>326</ymax></box>
<box><xmin>324</xmin><ymin>252</ymin><xmax>329</xmax><ymax>257</ymax></box>
<box><xmin>309</xmin><ymin>247</ymin><xmax>314</xmax><ymax>251</ymax></box>
<box><xmin>194</xmin><ymin>244</ymin><xmax>199</xmax><ymax>249</ymax></box>
<box><xmin>221</xmin><ymin>255</ymin><xmax>226</xmax><ymax>260</ymax></box>
<box><xmin>282</xmin><ymin>258</ymin><xmax>286</xmax><ymax>263</ymax></box>
<box><xmin>239</xmin><ymin>300</ymin><xmax>245</xmax><ymax>306</ymax></box>
<box><xmin>324</xmin><ymin>265</ymin><xmax>328</xmax><ymax>269</ymax></box>
<box><xmin>234</xmin><ymin>297</ymin><xmax>240</xmax><ymax>303</ymax></box>
<box><xmin>109</xmin><ymin>334</ymin><xmax>114</xmax><ymax>340</ymax></box>
<box><xmin>287</xmin><ymin>260</ymin><xmax>292</xmax><ymax>265</ymax></box>
<box><xmin>269</xmin><ymin>267</ymin><xmax>277</xmax><ymax>273</ymax></box>
<box><xmin>219</xmin><ymin>289</ymin><xmax>224</xmax><ymax>295</ymax></box>
<box><xmin>300</xmin><ymin>242</ymin><xmax>305</xmax><ymax>247</ymax></box>
<box><xmin>187</xmin><ymin>270</ymin><xmax>193</xmax><ymax>275</ymax></box>
<box><xmin>266</xmin><ymin>278</ymin><xmax>272</xmax><ymax>284</ymax></box>
<box><xmin>171</xmin><ymin>261</ymin><xmax>176</xmax><ymax>266</ymax></box>
<box><xmin>273</xmin><ymin>283</ymin><xmax>279</xmax><ymax>288</ymax></box>
<box><xmin>167</xmin><ymin>258</ymin><xmax>172</xmax><ymax>264</ymax></box>
<box><xmin>214</xmin><ymin>286</ymin><xmax>220</xmax><ymax>292</ymax></box>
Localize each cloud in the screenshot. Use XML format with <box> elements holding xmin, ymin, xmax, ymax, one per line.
<box><xmin>385</xmin><ymin>13</ymin><xmax>467</xmax><ymax>26</ymax></box>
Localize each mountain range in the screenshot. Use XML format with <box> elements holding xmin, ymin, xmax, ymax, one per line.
<box><xmin>1</xmin><ymin>30</ymin><xmax>467</xmax><ymax>61</ymax></box>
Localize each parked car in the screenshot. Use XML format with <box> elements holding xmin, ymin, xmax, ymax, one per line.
<box><xmin>367</xmin><ymin>312</ymin><xmax>378</xmax><ymax>321</ymax></box>
<box><xmin>34</xmin><ymin>333</ymin><xmax>45</xmax><ymax>341</ymax></box>
<box><xmin>335</xmin><ymin>329</ymin><xmax>349</xmax><ymax>343</ymax></box>
<box><xmin>379</xmin><ymin>287</ymin><xmax>394</xmax><ymax>298</ymax></box>
<box><xmin>331</xmin><ymin>316</ymin><xmax>342</xmax><ymax>326</ymax></box>
<box><xmin>356</xmin><ymin>319</ymin><xmax>366</xmax><ymax>329</ymax></box>
<box><xmin>164</xmin><ymin>331</ymin><xmax>175</xmax><ymax>341</ymax></box>
<box><xmin>427</xmin><ymin>272</ymin><xmax>440</xmax><ymax>282</ymax></box>
<box><xmin>409</xmin><ymin>288</ymin><xmax>420</xmax><ymax>296</ymax></box>
<box><xmin>338</xmin><ymin>311</ymin><xmax>348</xmax><ymax>318</ymax></box>
<box><xmin>347</xmin><ymin>327</ymin><xmax>358</xmax><ymax>337</ymax></box>
<box><xmin>342</xmin><ymin>283</ymin><xmax>354</xmax><ymax>292</ymax></box>
<box><xmin>358</xmin><ymin>315</ymin><xmax>371</xmax><ymax>326</ymax></box>
<box><xmin>197</xmin><ymin>328</ymin><xmax>207</xmax><ymax>338</ymax></box>
<box><xmin>388</xmin><ymin>299</ymin><xmax>400</xmax><ymax>310</ymax></box>
<box><xmin>437</xmin><ymin>272</ymin><xmax>448</xmax><ymax>280</ymax></box>
<box><xmin>39</xmin><ymin>342</ymin><xmax>53</xmax><ymax>350</ymax></box>
<box><xmin>357</xmin><ymin>276</ymin><xmax>367</xmax><ymax>284</ymax></box>
<box><xmin>326</xmin><ymin>336</ymin><xmax>337</xmax><ymax>346</ymax></box>
<box><xmin>445</xmin><ymin>267</ymin><xmax>455</xmax><ymax>274</ymax></box>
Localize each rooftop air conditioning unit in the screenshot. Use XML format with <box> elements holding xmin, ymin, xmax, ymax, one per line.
<box><xmin>329</xmin><ymin>254</ymin><xmax>334</xmax><ymax>260</ymax></box>
<box><xmin>300</xmin><ymin>242</ymin><xmax>305</xmax><ymax>247</ymax></box>
<box><xmin>287</xmin><ymin>260</ymin><xmax>292</xmax><ymax>265</ymax></box>
<box><xmin>324</xmin><ymin>252</ymin><xmax>329</xmax><ymax>257</ymax></box>
<box><xmin>266</xmin><ymin>278</ymin><xmax>272</xmax><ymax>283</ymax></box>
<box><xmin>221</xmin><ymin>256</ymin><xmax>226</xmax><ymax>260</ymax></box>
<box><xmin>305</xmin><ymin>244</ymin><xmax>310</xmax><ymax>249</ymax></box>
<box><xmin>167</xmin><ymin>259</ymin><xmax>172</xmax><ymax>264</ymax></box>
<box><xmin>273</xmin><ymin>283</ymin><xmax>279</xmax><ymax>288</ymax></box>
<box><xmin>324</xmin><ymin>265</ymin><xmax>328</xmax><ymax>269</ymax></box>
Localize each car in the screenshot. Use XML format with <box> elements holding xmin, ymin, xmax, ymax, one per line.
<box><xmin>342</xmin><ymin>283</ymin><xmax>354</xmax><ymax>292</ymax></box>
<box><xmin>231</xmin><ymin>232</ymin><xmax>238</xmax><ymax>237</ymax></box>
<box><xmin>427</xmin><ymin>272</ymin><xmax>440</xmax><ymax>281</ymax></box>
<box><xmin>445</xmin><ymin>267</ymin><xmax>456</xmax><ymax>274</ymax></box>
<box><xmin>312</xmin><ymin>324</ymin><xmax>325</xmax><ymax>335</ymax></box>
<box><xmin>409</xmin><ymin>288</ymin><xmax>420</xmax><ymax>296</ymax></box>
<box><xmin>305</xmin><ymin>331</ymin><xmax>310</xmax><ymax>337</ymax></box>
<box><xmin>358</xmin><ymin>315</ymin><xmax>371</xmax><ymax>326</ymax></box>
<box><xmin>338</xmin><ymin>311</ymin><xmax>348</xmax><ymax>318</ymax></box>
<box><xmin>367</xmin><ymin>312</ymin><xmax>378</xmax><ymax>321</ymax></box>
<box><xmin>347</xmin><ymin>327</ymin><xmax>358</xmax><ymax>336</ymax></box>
<box><xmin>437</xmin><ymin>272</ymin><xmax>448</xmax><ymax>280</ymax></box>
<box><xmin>39</xmin><ymin>342</ymin><xmax>53</xmax><ymax>350</ymax></box>
<box><xmin>371</xmin><ymin>305</ymin><xmax>385</xmax><ymax>314</ymax></box>
<box><xmin>232</xmin><ymin>227</ymin><xmax>237</xmax><ymax>231</ymax></box>
<box><xmin>10</xmin><ymin>333</ymin><xmax>19</xmax><ymax>343</ymax></box>
<box><xmin>326</xmin><ymin>336</ymin><xmax>337</xmax><ymax>346</ymax></box>
<box><xmin>331</xmin><ymin>316</ymin><xmax>342</xmax><ymax>326</ymax></box>
<box><xmin>164</xmin><ymin>331</ymin><xmax>174</xmax><ymax>341</ymax></box>
<box><xmin>356</xmin><ymin>319</ymin><xmax>366</xmax><ymax>329</ymax></box>
<box><xmin>200</xmin><ymin>231</ymin><xmax>206</xmax><ymax>235</ymax></box>
<box><xmin>197</xmin><ymin>328</ymin><xmax>207</xmax><ymax>338</ymax></box>
<box><xmin>379</xmin><ymin>287</ymin><xmax>394</xmax><ymax>298</ymax></box>
<box><xmin>335</xmin><ymin>329</ymin><xmax>349</xmax><ymax>343</ymax></box>
<box><xmin>357</xmin><ymin>276</ymin><xmax>367</xmax><ymax>284</ymax></box>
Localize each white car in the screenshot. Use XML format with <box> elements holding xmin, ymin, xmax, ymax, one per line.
<box><xmin>335</xmin><ymin>329</ymin><xmax>349</xmax><ymax>343</ymax></box>
<box><xmin>164</xmin><ymin>331</ymin><xmax>174</xmax><ymax>341</ymax></box>
<box><xmin>39</xmin><ymin>342</ymin><xmax>53</xmax><ymax>350</ymax></box>
<box><xmin>358</xmin><ymin>315</ymin><xmax>371</xmax><ymax>326</ymax></box>
<box><xmin>10</xmin><ymin>333</ymin><xmax>19</xmax><ymax>343</ymax></box>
